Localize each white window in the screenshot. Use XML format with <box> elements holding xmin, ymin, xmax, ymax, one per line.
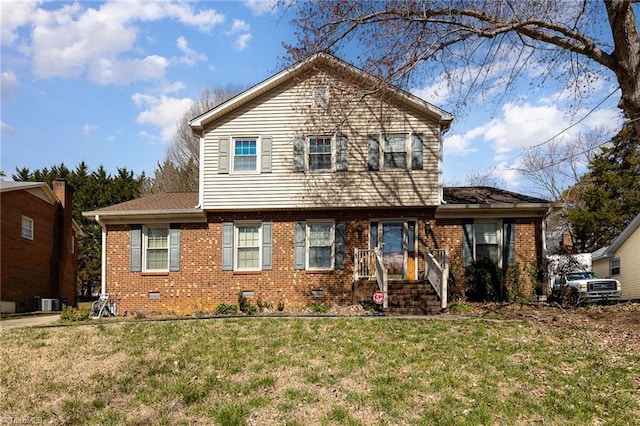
<box><xmin>307</xmin><ymin>221</ymin><xmax>334</xmax><ymax>270</ymax></box>
<box><xmin>610</xmin><ymin>258</ymin><xmax>621</xmax><ymax>276</ymax></box>
<box><xmin>308</xmin><ymin>136</ymin><xmax>333</xmax><ymax>170</ymax></box>
<box><xmin>233</xmin><ymin>138</ymin><xmax>258</xmax><ymax>172</ymax></box>
<box><xmin>144</xmin><ymin>226</ymin><xmax>169</xmax><ymax>271</ymax></box>
<box><xmin>383</xmin><ymin>134</ymin><xmax>407</xmax><ymax>169</ymax></box>
<box><xmin>236</xmin><ymin>223</ymin><xmax>261</xmax><ymax>270</ymax></box>
<box><xmin>21</xmin><ymin>216</ymin><xmax>34</xmax><ymax>240</ymax></box>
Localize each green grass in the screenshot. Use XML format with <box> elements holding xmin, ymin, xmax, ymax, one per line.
<box><xmin>0</xmin><ymin>316</ymin><xmax>638</xmax><ymax>425</ymax></box>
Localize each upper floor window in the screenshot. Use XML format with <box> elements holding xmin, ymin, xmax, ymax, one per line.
<box><xmin>309</xmin><ymin>137</ymin><xmax>332</xmax><ymax>170</ymax></box>
<box><xmin>293</xmin><ymin>134</ymin><xmax>348</xmax><ymax>172</ymax></box>
<box><xmin>368</xmin><ymin>132</ymin><xmax>424</xmax><ymax>171</ymax></box>
<box><xmin>218</xmin><ymin>136</ymin><xmax>272</xmax><ymax>174</ymax></box>
<box><xmin>233</xmin><ymin>138</ymin><xmax>258</xmax><ymax>172</ymax></box>
<box><xmin>384</xmin><ymin>135</ymin><xmax>407</xmax><ymax>169</ymax></box>
<box><xmin>21</xmin><ymin>216</ymin><xmax>34</xmax><ymax>240</ymax></box>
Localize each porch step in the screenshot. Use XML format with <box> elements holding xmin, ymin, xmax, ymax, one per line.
<box><xmin>385</xmin><ymin>280</ymin><xmax>441</xmax><ymax>316</ymax></box>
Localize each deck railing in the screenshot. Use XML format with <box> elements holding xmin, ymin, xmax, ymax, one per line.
<box><xmin>354</xmin><ymin>248</ymin><xmax>388</xmax><ymax>308</ymax></box>
<box><xmin>425</xmin><ymin>248</ymin><xmax>449</xmax><ymax>309</ymax></box>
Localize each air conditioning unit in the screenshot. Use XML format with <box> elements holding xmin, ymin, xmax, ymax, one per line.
<box><xmin>41</xmin><ymin>298</ymin><xmax>60</xmax><ymax>312</ymax></box>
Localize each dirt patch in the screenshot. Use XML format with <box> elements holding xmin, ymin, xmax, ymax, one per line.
<box><xmin>450</xmin><ymin>302</ymin><xmax>640</xmax><ymax>353</ymax></box>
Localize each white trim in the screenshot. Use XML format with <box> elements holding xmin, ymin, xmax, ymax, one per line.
<box><xmin>305</xmin><ymin>219</ymin><xmax>335</xmax><ymax>270</ymax></box>
<box><xmin>142</xmin><ymin>225</ymin><xmax>170</xmax><ymax>272</ymax></box>
<box><xmin>231</xmin><ymin>136</ymin><xmax>260</xmax><ymax>174</ymax></box>
<box><xmin>234</xmin><ymin>221</ymin><xmax>262</xmax><ymax>271</ymax></box>
<box><xmin>307</xmin><ymin>135</ymin><xmax>335</xmax><ymax>172</ymax></box>
<box><xmin>21</xmin><ymin>216</ymin><xmax>34</xmax><ymax>240</ymax></box>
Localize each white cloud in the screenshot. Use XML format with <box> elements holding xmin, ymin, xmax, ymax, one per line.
<box><xmin>229</xmin><ymin>19</ymin><xmax>251</xmax><ymax>34</ymax></box>
<box><xmin>233</xmin><ymin>33</ymin><xmax>252</xmax><ymax>51</ymax></box>
<box><xmin>1</xmin><ymin>121</ymin><xmax>15</xmax><ymax>136</ymax></box>
<box><xmin>88</xmin><ymin>55</ymin><xmax>168</xmax><ymax>85</ymax></box>
<box><xmin>175</xmin><ymin>36</ymin><xmax>207</xmax><ymax>66</ymax></box>
<box><xmin>443</xmin><ymin>125</ymin><xmax>485</xmax><ymax>156</ymax></box>
<box><xmin>1</xmin><ymin>70</ymin><xmax>18</xmax><ymax>102</ymax></box>
<box><xmin>1</xmin><ymin>1</ymin><xmax>41</xmax><ymax>46</ymax></box>
<box><xmin>82</xmin><ymin>124</ymin><xmax>98</xmax><ymax>137</ymax></box>
<box><xmin>243</xmin><ymin>0</ymin><xmax>278</xmax><ymax>16</ymax></box>
<box><xmin>493</xmin><ymin>161</ymin><xmax>521</xmax><ymax>189</ymax></box>
<box><xmin>227</xmin><ymin>19</ymin><xmax>251</xmax><ymax>51</ymax></box>
<box><xmin>8</xmin><ymin>1</ymin><xmax>225</xmax><ymax>84</ymax></box>
<box><xmin>132</xmin><ymin>93</ymin><xmax>194</xmax><ymax>141</ymax></box>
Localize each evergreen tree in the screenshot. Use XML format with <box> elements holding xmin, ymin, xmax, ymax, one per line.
<box><xmin>12</xmin><ymin>162</ymin><xmax>143</xmax><ymax>292</ymax></box>
<box><xmin>568</xmin><ymin>124</ymin><xmax>640</xmax><ymax>251</ymax></box>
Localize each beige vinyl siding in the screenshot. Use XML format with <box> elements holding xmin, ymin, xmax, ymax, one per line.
<box><xmin>592</xmin><ymin>228</ymin><xmax>640</xmax><ymax>300</ymax></box>
<box><xmin>616</xmin><ymin>228</ymin><xmax>640</xmax><ymax>300</ymax></box>
<box><xmin>202</xmin><ymin>68</ymin><xmax>442</xmax><ymax>210</ymax></box>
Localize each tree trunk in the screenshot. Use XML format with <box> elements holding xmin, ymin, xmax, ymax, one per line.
<box><xmin>606</xmin><ymin>0</ymin><xmax>640</xmax><ymax>135</ymax></box>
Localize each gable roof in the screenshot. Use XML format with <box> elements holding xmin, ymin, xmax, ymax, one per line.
<box><xmin>83</xmin><ymin>192</ymin><xmax>205</xmax><ymax>224</ymax></box>
<box><xmin>189</xmin><ymin>52</ymin><xmax>454</xmax><ymax>135</ymax></box>
<box><xmin>0</xmin><ymin>181</ymin><xmax>59</xmax><ymax>204</ymax></box>
<box><xmin>593</xmin><ymin>213</ymin><xmax>640</xmax><ymax>260</ymax></box>
<box><xmin>1</xmin><ymin>180</ymin><xmax>85</xmax><ymax>237</ymax></box>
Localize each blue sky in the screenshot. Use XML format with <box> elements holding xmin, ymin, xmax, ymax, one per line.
<box><xmin>1</xmin><ymin>1</ymin><xmax>624</xmax><ymax>193</ymax></box>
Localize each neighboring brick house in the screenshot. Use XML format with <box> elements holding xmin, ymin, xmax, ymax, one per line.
<box><xmin>1</xmin><ymin>180</ymin><xmax>82</xmax><ymax>313</ymax></box>
<box><xmin>84</xmin><ymin>53</ymin><xmax>559</xmax><ymax>316</ymax></box>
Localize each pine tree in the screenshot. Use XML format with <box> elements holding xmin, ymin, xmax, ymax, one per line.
<box><xmin>568</xmin><ymin>124</ymin><xmax>640</xmax><ymax>251</ymax></box>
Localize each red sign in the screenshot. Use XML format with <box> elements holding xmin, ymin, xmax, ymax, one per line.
<box><xmin>373</xmin><ymin>290</ymin><xmax>384</xmax><ymax>305</ymax></box>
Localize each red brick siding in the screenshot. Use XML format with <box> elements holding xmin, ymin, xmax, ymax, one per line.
<box><xmin>104</xmin><ymin>210</ymin><xmax>545</xmax><ymax>315</ymax></box>
<box><xmin>1</xmin><ymin>190</ymin><xmax>73</xmax><ymax>311</ymax></box>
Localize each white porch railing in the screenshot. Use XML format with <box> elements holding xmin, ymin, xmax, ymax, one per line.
<box><xmin>354</xmin><ymin>248</ymin><xmax>388</xmax><ymax>309</ymax></box>
<box><xmin>425</xmin><ymin>248</ymin><xmax>449</xmax><ymax>309</ymax></box>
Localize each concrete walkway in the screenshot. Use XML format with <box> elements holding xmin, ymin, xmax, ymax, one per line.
<box><xmin>0</xmin><ymin>314</ymin><xmax>60</xmax><ymax>331</ymax></box>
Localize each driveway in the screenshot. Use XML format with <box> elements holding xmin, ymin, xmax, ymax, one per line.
<box><xmin>0</xmin><ymin>314</ymin><xmax>60</xmax><ymax>331</ymax></box>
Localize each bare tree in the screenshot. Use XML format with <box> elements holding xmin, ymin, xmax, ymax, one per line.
<box><xmin>518</xmin><ymin>128</ymin><xmax>606</xmax><ymax>201</ymax></box>
<box><xmin>144</xmin><ymin>85</ymin><xmax>245</xmax><ymax>194</ymax></box>
<box><xmin>285</xmin><ymin>0</ymin><xmax>640</xmax><ymax>138</ymax></box>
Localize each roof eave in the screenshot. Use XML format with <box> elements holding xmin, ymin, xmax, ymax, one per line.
<box><xmin>436</xmin><ymin>202</ymin><xmax>562</xmax><ymax>218</ymax></box>
<box><xmin>83</xmin><ymin>209</ymin><xmax>207</xmax><ymax>224</ymax></box>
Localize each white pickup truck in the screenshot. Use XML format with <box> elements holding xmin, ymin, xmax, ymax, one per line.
<box><xmin>548</xmin><ymin>254</ymin><xmax>621</xmax><ymax>304</ymax></box>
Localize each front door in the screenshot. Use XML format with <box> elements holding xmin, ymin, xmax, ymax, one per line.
<box><xmin>371</xmin><ymin>220</ymin><xmax>418</xmax><ymax>280</ymax></box>
<box><xmin>382</xmin><ymin>222</ymin><xmax>405</xmax><ymax>279</ymax></box>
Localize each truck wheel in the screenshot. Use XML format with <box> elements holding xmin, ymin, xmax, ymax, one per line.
<box><xmin>562</xmin><ymin>287</ymin><xmax>579</xmax><ymax>306</ymax></box>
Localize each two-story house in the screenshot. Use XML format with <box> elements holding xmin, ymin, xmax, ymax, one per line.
<box><xmin>84</xmin><ymin>53</ymin><xmax>557</xmax><ymax>316</ymax></box>
<box><xmin>1</xmin><ymin>179</ymin><xmax>82</xmax><ymax>313</ymax></box>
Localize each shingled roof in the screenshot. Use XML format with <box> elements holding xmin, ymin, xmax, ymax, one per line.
<box><xmin>443</xmin><ymin>187</ymin><xmax>551</xmax><ymax>205</ymax></box>
<box><xmin>91</xmin><ymin>192</ymin><xmax>199</xmax><ymax>212</ymax></box>
<box><xmin>83</xmin><ymin>192</ymin><xmax>205</xmax><ymax>223</ymax></box>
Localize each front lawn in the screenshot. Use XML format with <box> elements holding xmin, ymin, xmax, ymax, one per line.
<box><xmin>1</xmin><ymin>310</ymin><xmax>639</xmax><ymax>425</ymax></box>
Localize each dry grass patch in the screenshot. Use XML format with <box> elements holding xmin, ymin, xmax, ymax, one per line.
<box><xmin>1</xmin><ymin>306</ymin><xmax>639</xmax><ymax>425</ymax></box>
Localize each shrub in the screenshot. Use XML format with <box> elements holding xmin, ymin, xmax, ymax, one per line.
<box><xmin>60</xmin><ymin>305</ymin><xmax>90</xmax><ymax>322</ymax></box>
<box><xmin>238</xmin><ymin>293</ymin><xmax>257</xmax><ymax>315</ymax></box>
<box><xmin>465</xmin><ymin>258</ymin><xmax>508</xmax><ymax>302</ymax></box>
<box><xmin>277</xmin><ymin>300</ymin><xmax>285</xmax><ymax>312</ymax></box>
<box><xmin>312</xmin><ymin>303</ymin><xmax>330</xmax><ymax>314</ymax></box>
<box><xmin>214</xmin><ymin>303</ymin><xmax>238</xmax><ymax>315</ymax></box>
